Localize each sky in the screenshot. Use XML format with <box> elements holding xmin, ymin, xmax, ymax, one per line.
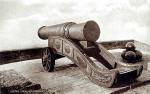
<box><xmin>0</xmin><ymin>0</ymin><xmax>150</xmax><ymax>51</ymax></box>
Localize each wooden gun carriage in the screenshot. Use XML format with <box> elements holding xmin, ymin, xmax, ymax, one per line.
<box><xmin>38</xmin><ymin>21</ymin><xmax>143</xmax><ymax>87</ymax></box>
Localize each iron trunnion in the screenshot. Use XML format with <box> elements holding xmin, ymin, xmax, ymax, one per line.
<box><xmin>38</xmin><ymin>21</ymin><xmax>143</xmax><ymax>87</ymax></box>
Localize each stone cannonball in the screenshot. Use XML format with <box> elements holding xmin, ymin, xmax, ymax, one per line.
<box><xmin>125</xmin><ymin>42</ymin><xmax>136</xmax><ymax>51</ymax></box>
<box><xmin>125</xmin><ymin>51</ymin><xmax>136</xmax><ymax>60</ymax></box>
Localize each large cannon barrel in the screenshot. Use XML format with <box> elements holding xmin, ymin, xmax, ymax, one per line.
<box><xmin>38</xmin><ymin>20</ymin><xmax>100</xmax><ymax>41</ymax></box>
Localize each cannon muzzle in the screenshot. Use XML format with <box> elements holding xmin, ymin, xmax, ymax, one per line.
<box><xmin>38</xmin><ymin>21</ymin><xmax>100</xmax><ymax>41</ymax></box>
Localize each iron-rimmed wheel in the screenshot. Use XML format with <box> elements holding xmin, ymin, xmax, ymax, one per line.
<box><xmin>42</xmin><ymin>48</ymin><xmax>55</xmax><ymax>72</ymax></box>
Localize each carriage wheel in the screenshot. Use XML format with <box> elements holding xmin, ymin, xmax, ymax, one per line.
<box><xmin>42</xmin><ymin>48</ymin><xmax>55</xmax><ymax>72</ymax></box>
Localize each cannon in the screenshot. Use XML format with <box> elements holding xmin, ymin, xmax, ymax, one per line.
<box><xmin>38</xmin><ymin>21</ymin><xmax>143</xmax><ymax>87</ymax></box>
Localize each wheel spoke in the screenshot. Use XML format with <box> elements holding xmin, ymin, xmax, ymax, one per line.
<box><xmin>45</xmin><ymin>49</ymin><xmax>48</xmax><ymax>55</ymax></box>
<box><xmin>47</xmin><ymin>51</ymin><xmax>50</xmax><ymax>56</ymax></box>
<box><xmin>42</xmin><ymin>58</ymin><xmax>46</xmax><ymax>65</ymax></box>
<box><xmin>46</xmin><ymin>60</ymin><xmax>50</xmax><ymax>70</ymax></box>
<box><xmin>43</xmin><ymin>56</ymin><xmax>46</xmax><ymax>61</ymax></box>
<box><xmin>43</xmin><ymin>49</ymin><xmax>47</xmax><ymax>56</ymax></box>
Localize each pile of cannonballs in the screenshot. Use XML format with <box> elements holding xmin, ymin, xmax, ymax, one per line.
<box><xmin>121</xmin><ymin>42</ymin><xmax>142</xmax><ymax>63</ymax></box>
